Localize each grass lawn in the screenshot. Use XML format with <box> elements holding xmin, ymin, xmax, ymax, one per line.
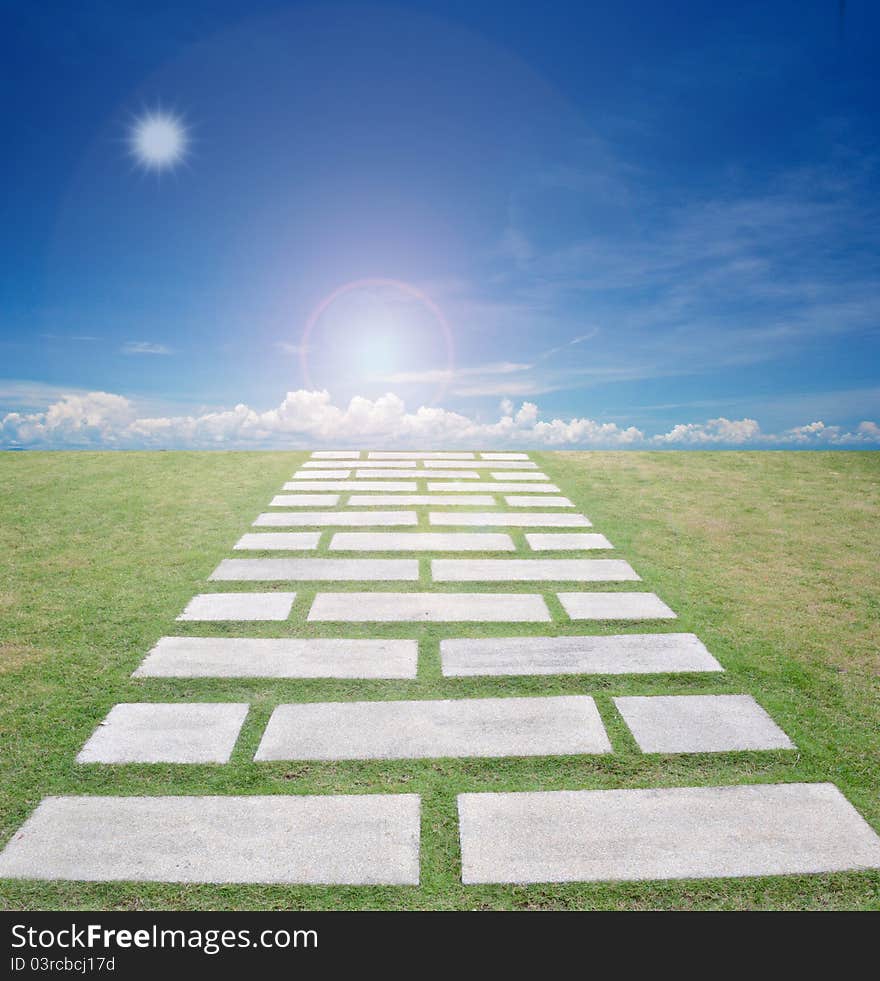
<box><xmin>0</xmin><ymin>449</ymin><xmax>878</xmax><ymax>911</ymax></box>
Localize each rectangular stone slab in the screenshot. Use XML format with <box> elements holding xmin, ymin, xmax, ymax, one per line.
<box><xmin>255</xmin><ymin>696</ymin><xmax>611</xmax><ymax>761</ymax></box>
<box><xmin>480</xmin><ymin>452</ymin><xmax>529</xmax><ymax>459</ymax></box>
<box><xmin>457</xmin><ymin>782</ymin><xmax>880</xmax><ymax>884</ymax></box>
<box><xmin>430</xmin><ymin>512</ymin><xmax>591</xmax><ymax>527</ymax></box>
<box><xmin>419</xmin><ymin>460</ymin><xmax>537</xmax><ymax>470</ymax></box>
<box><xmin>427</xmin><ymin>482</ymin><xmax>560</xmax><ymax>492</ymax></box>
<box><xmin>490</xmin><ymin>472</ymin><xmax>549</xmax><ymax>480</ymax></box>
<box><xmin>234</xmin><ymin>532</ymin><xmax>320</xmax><ymax>550</ymax></box>
<box><xmin>177</xmin><ymin>592</ymin><xmax>295</xmax><ymax>621</ymax></box>
<box><xmin>0</xmin><ymin>795</ymin><xmax>421</xmax><ymax>884</ymax></box>
<box><xmin>348</xmin><ymin>495</ymin><xmax>495</xmax><ymax>507</ymax></box>
<box><xmin>433</xmin><ymin>559</ymin><xmax>639</xmax><ymax>582</ymax></box>
<box><xmin>134</xmin><ymin>636</ymin><xmax>418</xmax><ymax>679</ymax></box>
<box><xmin>292</xmin><ymin>470</ymin><xmax>351</xmax><ymax>479</ymax></box>
<box><xmin>526</xmin><ymin>533</ymin><xmax>611</xmax><ymax>549</ymax></box>
<box><xmin>210</xmin><ymin>558</ymin><xmax>418</xmax><ymax>581</ymax></box>
<box><xmin>441</xmin><ymin>633</ymin><xmax>724</xmax><ymax>677</ymax></box>
<box><xmin>257</xmin><ymin>510</ymin><xmax>417</xmax><ymax>526</ymax></box>
<box><xmin>311</xmin><ymin>450</ymin><xmax>361</xmax><ymax>458</ymax></box>
<box><xmin>283</xmin><ymin>481</ymin><xmax>417</xmax><ymax>491</ymax></box>
<box><xmin>303</xmin><ymin>459</ymin><xmax>415</xmax><ymax>468</ymax></box>
<box><xmin>505</xmin><ymin>496</ymin><xmax>573</xmax><ymax>507</ymax></box>
<box><xmin>77</xmin><ymin>703</ymin><xmax>249</xmax><ymax>763</ymax></box>
<box><xmin>308</xmin><ymin>592</ymin><xmax>552</xmax><ymax>622</ymax></box>
<box><xmin>368</xmin><ymin>451</ymin><xmax>475</xmax><ymax>458</ymax></box>
<box><xmin>357</xmin><ymin>469</ymin><xmax>480</xmax><ymax>479</ymax></box>
<box><xmin>614</xmin><ymin>694</ymin><xmax>795</xmax><ymax>753</ymax></box>
<box><xmin>329</xmin><ymin>532</ymin><xmax>515</xmax><ymax>552</ymax></box>
<box><xmin>268</xmin><ymin>494</ymin><xmax>340</xmax><ymax>507</ymax></box>
<box><xmin>558</xmin><ymin>592</ymin><xmax>677</xmax><ymax>620</ymax></box>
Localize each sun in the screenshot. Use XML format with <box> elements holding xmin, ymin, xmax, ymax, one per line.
<box><xmin>128</xmin><ymin>109</ymin><xmax>189</xmax><ymax>172</ymax></box>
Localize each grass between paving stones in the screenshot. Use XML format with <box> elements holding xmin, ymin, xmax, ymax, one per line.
<box><xmin>0</xmin><ymin>449</ymin><xmax>878</xmax><ymax>910</ymax></box>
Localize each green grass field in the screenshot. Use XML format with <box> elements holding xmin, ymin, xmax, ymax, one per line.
<box><xmin>1</xmin><ymin>449</ymin><xmax>878</xmax><ymax>910</ymax></box>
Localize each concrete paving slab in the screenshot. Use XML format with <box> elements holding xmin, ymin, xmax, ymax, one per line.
<box><xmin>234</xmin><ymin>533</ymin><xmax>320</xmax><ymax>550</ymax></box>
<box><xmin>255</xmin><ymin>695</ymin><xmax>610</xmax><ymax>761</ymax></box>
<box><xmin>268</xmin><ymin>495</ymin><xmax>340</xmax><ymax>507</ymax></box>
<box><xmin>303</xmin><ymin>459</ymin><xmax>415</xmax><ymax>468</ymax></box>
<box><xmin>177</xmin><ymin>592</ymin><xmax>295</xmax><ymax>621</ymax></box>
<box><xmin>490</xmin><ymin>472</ymin><xmax>549</xmax><ymax>480</ymax></box>
<box><xmin>257</xmin><ymin>511</ymin><xmax>417</xmax><ymax>526</ymax></box>
<box><xmin>292</xmin><ymin>470</ymin><xmax>351</xmax><ymax>479</ymax></box>
<box><xmin>0</xmin><ymin>794</ymin><xmax>421</xmax><ymax>884</ymax></box>
<box><xmin>209</xmin><ymin>558</ymin><xmax>419</xmax><ymax>581</ymax></box>
<box><xmin>134</xmin><ymin>637</ymin><xmax>418</xmax><ymax>679</ymax></box>
<box><xmin>428</xmin><ymin>482</ymin><xmax>560</xmax><ymax>493</ymax></box>
<box><xmin>357</xmin><ymin>469</ymin><xmax>480</xmax><ymax>479</ymax></box>
<box><xmin>615</xmin><ymin>694</ymin><xmax>795</xmax><ymax>753</ymax></box>
<box><xmin>457</xmin><ymin>783</ymin><xmax>880</xmax><ymax>883</ymax></box>
<box><xmin>433</xmin><ymin>559</ymin><xmax>639</xmax><ymax>582</ymax></box>
<box><xmin>430</xmin><ymin>512</ymin><xmax>590</xmax><ymax>527</ymax></box>
<box><xmin>308</xmin><ymin>592</ymin><xmax>552</xmax><ymax>622</ymax></box>
<box><xmin>348</xmin><ymin>495</ymin><xmax>495</xmax><ymax>506</ymax></box>
<box><xmin>76</xmin><ymin>703</ymin><xmax>248</xmax><ymax>764</ymax></box>
<box><xmin>329</xmin><ymin>532</ymin><xmax>515</xmax><ymax>552</ymax></box>
<box><xmin>440</xmin><ymin>633</ymin><xmax>723</xmax><ymax>677</ymax></box>
<box><xmin>558</xmin><ymin>592</ymin><xmax>677</xmax><ymax>620</ymax></box>
<box><xmin>283</xmin><ymin>481</ymin><xmax>417</xmax><ymax>491</ymax></box>
<box><xmin>526</xmin><ymin>533</ymin><xmax>611</xmax><ymax>550</ymax></box>
<box><xmin>422</xmin><ymin>460</ymin><xmax>537</xmax><ymax>470</ymax></box>
<box><xmin>368</xmin><ymin>451</ymin><xmax>475</xmax><ymax>459</ymax></box>
<box><xmin>311</xmin><ymin>451</ymin><xmax>361</xmax><ymax>459</ymax></box>
<box><xmin>505</xmin><ymin>496</ymin><xmax>574</xmax><ymax>507</ymax></box>
<box><xmin>480</xmin><ymin>453</ymin><xmax>529</xmax><ymax>459</ymax></box>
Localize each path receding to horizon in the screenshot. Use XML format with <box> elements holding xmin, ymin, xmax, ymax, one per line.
<box><xmin>1</xmin><ymin>450</ymin><xmax>879</xmax><ymax>887</ymax></box>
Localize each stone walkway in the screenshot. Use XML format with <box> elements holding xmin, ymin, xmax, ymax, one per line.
<box><xmin>2</xmin><ymin>450</ymin><xmax>879</xmax><ymax>888</ymax></box>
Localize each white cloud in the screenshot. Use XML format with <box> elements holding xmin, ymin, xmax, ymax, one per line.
<box><xmin>275</xmin><ymin>341</ymin><xmax>308</xmax><ymax>355</ymax></box>
<box><xmin>1</xmin><ymin>390</ymin><xmax>878</xmax><ymax>450</ymax></box>
<box><xmin>121</xmin><ymin>341</ymin><xmax>172</xmax><ymax>355</ymax></box>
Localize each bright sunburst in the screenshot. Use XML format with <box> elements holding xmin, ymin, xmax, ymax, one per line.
<box><xmin>128</xmin><ymin>110</ymin><xmax>189</xmax><ymax>172</ymax></box>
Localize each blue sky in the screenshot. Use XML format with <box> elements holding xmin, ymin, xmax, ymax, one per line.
<box><xmin>2</xmin><ymin>0</ymin><xmax>879</xmax><ymax>448</ymax></box>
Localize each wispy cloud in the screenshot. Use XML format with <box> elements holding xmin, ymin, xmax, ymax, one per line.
<box><xmin>275</xmin><ymin>341</ymin><xmax>308</xmax><ymax>355</ymax></box>
<box><xmin>120</xmin><ymin>341</ymin><xmax>172</xmax><ymax>355</ymax></box>
<box><xmin>2</xmin><ymin>388</ymin><xmax>877</xmax><ymax>450</ymax></box>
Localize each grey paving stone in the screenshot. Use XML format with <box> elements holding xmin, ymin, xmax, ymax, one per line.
<box><xmin>422</xmin><ymin>460</ymin><xmax>537</xmax><ymax>470</ymax></box>
<box><xmin>292</xmin><ymin>470</ymin><xmax>351</xmax><ymax>479</ymax></box>
<box><xmin>433</xmin><ymin>559</ymin><xmax>639</xmax><ymax>582</ymax></box>
<box><xmin>526</xmin><ymin>533</ymin><xmax>611</xmax><ymax>550</ymax></box>
<box><xmin>255</xmin><ymin>695</ymin><xmax>610</xmax><ymax>761</ymax></box>
<box><xmin>427</xmin><ymin>482</ymin><xmax>560</xmax><ymax>493</ymax></box>
<box><xmin>440</xmin><ymin>633</ymin><xmax>724</xmax><ymax>677</ymax></box>
<box><xmin>177</xmin><ymin>592</ymin><xmax>295</xmax><ymax>621</ymax></box>
<box><xmin>457</xmin><ymin>782</ymin><xmax>880</xmax><ymax>884</ymax></box>
<box><xmin>368</xmin><ymin>451</ymin><xmax>475</xmax><ymax>458</ymax></box>
<box><xmin>329</xmin><ymin>532</ymin><xmax>515</xmax><ymax>552</ymax></box>
<box><xmin>308</xmin><ymin>592</ymin><xmax>552</xmax><ymax>622</ymax></box>
<box><xmin>134</xmin><ymin>637</ymin><xmax>418</xmax><ymax>679</ymax></box>
<box><xmin>490</xmin><ymin>472</ymin><xmax>548</xmax><ymax>480</ymax></box>
<box><xmin>256</xmin><ymin>510</ymin><xmax>417</xmax><ymax>526</ymax></box>
<box><xmin>268</xmin><ymin>494</ymin><xmax>340</xmax><ymax>507</ymax></box>
<box><xmin>348</xmin><ymin>495</ymin><xmax>495</xmax><ymax>507</ymax></box>
<box><xmin>480</xmin><ymin>452</ymin><xmax>529</xmax><ymax>459</ymax></box>
<box><xmin>76</xmin><ymin>703</ymin><xmax>248</xmax><ymax>764</ymax></box>
<box><xmin>303</xmin><ymin>459</ymin><xmax>415</xmax><ymax>468</ymax></box>
<box><xmin>283</xmin><ymin>481</ymin><xmax>417</xmax><ymax>491</ymax></box>
<box><xmin>430</xmin><ymin>512</ymin><xmax>591</xmax><ymax>527</ymax></box>
<box><xmin>558</xmin><ymin>592</ymin><xmax>677</xmax><ymax>620</ymax></box>
<box><xmin>311</xmin><ymin>451</ymin><xmax>361</xmax><ymax>459</ymax></box>
<box><xmin>615</xmin><ymin>694</ymin><xmax>795</xmax><ymax>753</ymax></box>
<box><xmin>0</xmin><ymin>794</ymin><xmax>420</xmax><ymax>884</ymax></box>
<box><xmin>505</xmin><ymin>496</ymin><xmax>574</xmax><ymax>507</ymax></box>
<box><xmin>209</xmin><ymin>558</ymin><xmax>418</xmax><ymax>581</ymax></box>
<box><xmin>357</xmin><ymin>469</ymin><xmax>480</xmax><ymax>479</ymax></box>
<box><xmin>234</xmin><ymin>533</ymin><xmax>320</xmax><ymax>550</ymax></box>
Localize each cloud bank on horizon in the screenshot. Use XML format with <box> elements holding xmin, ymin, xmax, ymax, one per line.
<box><xmin>2</xmin><ymin>389</ymin><xmax>878</xmax><ymax>450</ymax></box>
